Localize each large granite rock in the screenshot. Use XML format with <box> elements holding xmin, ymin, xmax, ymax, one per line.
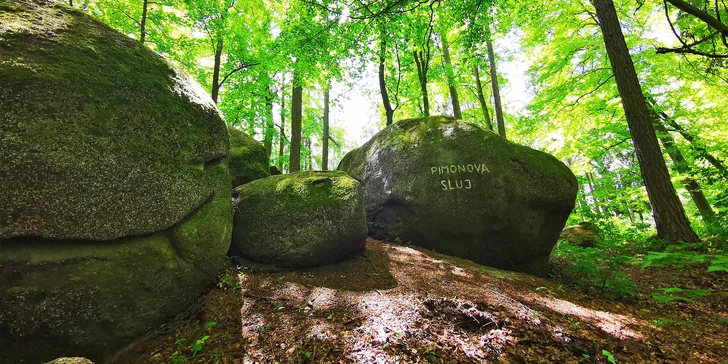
<box><xmin>228</xmin><ymin>126</ymin><xmax>270</xmax><ymax>188</ymax></box>
<box><xmin>230</xmin><ymin>171</ymin><xmax>367</xmax><ymax>268</ymax></box>
<box><xmin>0</xmin><ymin>1</ymin><xmax>232</xmax><ymax>362</ymax></box>
<box><xmin>337</xmin><ymin>116</ymin><xmax>578</xmax><ymax>276</ymax></box>
<box><xmin>560</xmin><ymin>222</ymin><xmax>600</xmax><ymax>247</ymax></box>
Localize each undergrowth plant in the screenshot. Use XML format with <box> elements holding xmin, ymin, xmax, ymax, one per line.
<box><xmin>550</xmin><ymin>240</ymin><xmax>637</xmax><ymax>301</ymax></box>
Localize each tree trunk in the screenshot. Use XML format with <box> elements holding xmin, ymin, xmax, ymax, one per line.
<box><xmin>440</xmin><ymin>33</ymin><xmax>462</xmax><ymax>119</ymax></box>
<box><xmin>653</xmin><ymin>121</ymin><xmax>715</xmax><ymax>221</ymax></box>
<box><xmin>69</xmin><ymin>0</ymin><xmax>73</xmax><ymax>6</ymax></box>
<box><xmin>322</xmin><ymin>86</ymin><xmax>330</xmax><ymax>170</ymax></box>
<box><xmin>290</xmin><ymin>70</ymin><xmax>303</xmax><ymax>173</ymax></box>
<box><xmin>474</xmin><ymin>65</ymin><xmax>494</xmax><ymax>131</ymax></box>
<box><xmin>140</xmin><ymin>0</ymin><xmax>149</xmax><ymax>43</ymax></box>
<box><xmin>263</xmin><ymin>95</ymin><xmax>274</xmax><ymax>163</ymax></box>
<box><xmin>660</xmin><ymin>115</ymin><xmax>728</xmax><ymax>179</ymax></box>
<box><xmin>592</xmin><ymin>0</ymin><xmax>699</xmax><ymax>243</ymax></box>
<box><xmin>586</xmin><ymin>172</ymin><xmax>604</xmax><ymax>217</ymax></box>
<box><xmin>379</xmin><ymin>34</ymin><xmax>395</xmax><ymax>126</ymax></box>
<box><xmin>486</xmin><ymin>37</ymin><xmax>506</xmax><ymax>138</ymax></box>
<box><xmin>279</xmin><ymin>87</ymin><xmax>286</xmax><ymax>172</ymax></box>
<box><xmin>306</xmin><ymin>137</ymin><xmax>313</xmax><ymax>170</ymax></box>
<box><xmin>211</xmin><ymin>39</ymin><xmax>223</xmax><ymax>104</ymax></box>
<box><xmin>413</xmin><ymin>51</ymin><xmax>430</xmax><ymax>117</ymax></box>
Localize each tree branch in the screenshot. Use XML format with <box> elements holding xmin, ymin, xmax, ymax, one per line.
<box><xmin>218</xmin><ymin>61</ymin><xmax>261</xmax><ymax>89</ymax></box>
<box><xmin>665</xmin><ymin>0</ymin><xmax>728</xmax><ymax>32</ymax></box>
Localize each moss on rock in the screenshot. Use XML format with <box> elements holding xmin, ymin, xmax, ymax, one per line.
<box><xmin>228</xmin><ymin>126</ymin><xmax>270</xmax><ymax>188</ymax></box>
<box><xmin>0</xmin><ymin>0</ymin><xmax>228</xmax><ymax>240</ymax></box>
<box><xmin>0</xmin><ymin>1</ymin><xmax>234</xmax><ymax>362</ymax></box>
<box><xmin>337</xmin><ymin>116</ymin><xmax>578</xmax><ymax>276</ymax></box>
<box><xmin>230</xmin><ymin>171</ymin><xmax>367</xmax><ymax>268</ymax></box>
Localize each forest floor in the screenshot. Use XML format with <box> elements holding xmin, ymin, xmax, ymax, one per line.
<box><xmin>112</xmin><ymin>239</ymin><xmax>728</xmax><ymax>364</ymax></box>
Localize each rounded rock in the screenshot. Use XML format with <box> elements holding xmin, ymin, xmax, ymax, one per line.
<box><xmin>337</xmin><ymin>116</ymin><xmax>578</xmax><ymax>276</ymax></box>
<box><xmin>230</xmin><ymin>171</ymin><xmax>367</xmax><ymax>268</ymax></box>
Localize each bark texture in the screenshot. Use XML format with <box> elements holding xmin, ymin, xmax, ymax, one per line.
<box><xmin>486</xmin><ymin>37</ymin><xmax>506</xmax><ymax>138</ymax></box>
<box><xmin>593</xmin><ymin>0</ymin><xmax>699</xmax><ymax>243</ymax></box>
<box><xmin>290</xmin><ymin>71</ymin><xmax>303</xmax><ymax>173</ymax></box>
<box><xmin>379</xmin><ymin>35</ymin><xmax>395</xmax><ymax>125</ymax></box>
<box><xmin>323</xmin><ymin>87</ymin><xmax>330</xmax><ymax>170</ymax></box>
<box><xmin>440</xmin><ymin>33</ymin><xmax>462</xmax><ymax>119</ymax></box>
<box><xmin>474</xmin><ymin>65</ymin><xmax>493</xmax><ymax>131</ymax></box>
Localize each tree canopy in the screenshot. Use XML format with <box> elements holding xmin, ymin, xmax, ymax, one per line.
<box><xmin>74</xmin><ymin>0</ymin><xmax>728</xmax><ymax>241</ymax></box>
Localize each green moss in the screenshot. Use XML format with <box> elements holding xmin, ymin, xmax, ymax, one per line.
<box><xmin>337</xmin><ymin>115</ymin><xmax>578</xmax><ymax>276</ymax></box>
<box><xmin>170</xmin><ymin>163</ymin><xmax>233</xmax><ymax>273</ymax></box>
<box><xmin>230</xmin><ymin>171</ymin><xmax>367</xmax><ymax>268</ymax></box>
<box><xmin>0</xmin><ymin>231</ymin><xmax>202</xmax><ymax>362</ymax></box>
<box><xmin>228</xmin><ymin>126</ymin><xmax>270</xmax><ymax>188</ymax></box>
<box><xmin>0</xmin><ymin>0</ymin><xmax>229</xmax><ymax>240</ymax></box>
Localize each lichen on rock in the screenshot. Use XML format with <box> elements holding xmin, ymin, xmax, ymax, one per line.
<box><xmin>0</xmin><ymin>0</ymin><xmax>228</xmax><ymax>241</ymax></box>
<box><xmin>230</xmin><ymin>171</ymin><xmax>367</xmax><ymax>269</ymax></box>
<box><xmin>228</xmin><ymin>126</ymin><xmax>270</xmax><ymax>188</ymax></box>
<box><xmin>337</xmin><ymin>116</ymin><xmax>578</xmax><ymax>276</ymax></box>
<box><xmin>0</xmin><ymin>1</ymin><xmax>233</xmax><ymax>362</ymax></box>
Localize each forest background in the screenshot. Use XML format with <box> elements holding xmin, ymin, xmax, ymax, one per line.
<box><xmin>63</xmin><ymin>0</ymin><xmax>728</xmax><ymax>298</ymax></box>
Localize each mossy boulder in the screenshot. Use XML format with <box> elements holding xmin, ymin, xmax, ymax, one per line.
<box><xmin>0</xmin><ymin>0</ymin><xmax>228</xmax><ymax>241</ymax></box>
<box><xmin>337</xmin><ymin>116</ymin><xmax>578</xmax><ymax>276</ymax></box>
<box><xmin>560</xmin><ymin>222</ymin><xmax>600</xmax><ymax>248</ymax></box>
<box><xmin>230</xmin><ymin>171</ymin><xmax>367</xmax><ymax>268</ymax></box>
<box><xmin>228</xmin><ymin>126</ymin><xmax>270</xmax><ymax>188</ymax></box>
<box><xmin>270</xmin><ymin>165</ymin><xmax>283</xmax><ymax>175</ymax></box>
<box><xmin>0</xmin><ymin>1</ymin><xmax>232</xmax><ymax>362</ymax></box>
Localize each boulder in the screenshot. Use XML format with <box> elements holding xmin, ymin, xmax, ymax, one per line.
<box><xmin>270</xmin><ymin>165</ymin><xmax>283</xmax><ymax>175</ymax></box>
<box><xmin>46</xmin><ymin>359</ymin><xmax>94</xmax><ymax>364</ymax></box>
<box><xmin>560</xmin><ymin>222</ymin><xmax>600</xmax><ymax>247</ymax></box>
<box><xmin>230</xmin><ymin>171</ymin><xmax>367</xmax><ymax>268</ymax></box>
<box><xmin>337</xmin><ymin>116</ymin><xmax>578</xmax><ymax>276</ymax></box>
<box><xmin>0</xmin><ymin>1</ymin><xmax>232</xmax><ymax>362</ymax></box>
<box><xmin>228</xmin><ymin>126</ymin><xmax>270</xmax><ymax>188</ymax></box>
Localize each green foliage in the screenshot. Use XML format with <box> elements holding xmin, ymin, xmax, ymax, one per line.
<box><xmin>641</xmin><ymin>244</ymin><xmax>728</xmax><ymax>273</ymax></box>
<box><xmin>652</xmin><ymin>287</ymin><xmax>712</xmax><ymax>304</ymax></box>
<box><xmin>650</xmin><ymin>318</ymin><xmax>694</xmax><ymax>328</ymax></box>
<box><xmin>602</xmin><ymin>349</ymin><xmax>617</xmax><ymax>364</ymax></box>
<box><xmin>550</xmin><ymin>240</ymin><xmax>637</xmax><ymax>301</ymax></box>
<box><xmin>191</xmin><ymin>335</ymin><xmax>210</xmax><ymax>356</ymax></box>
<box><xmin>218</xmin><ymin>272</ymin><xmax>242</xmax><ymax>292</ymax></box>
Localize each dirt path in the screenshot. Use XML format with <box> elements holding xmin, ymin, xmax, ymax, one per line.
<box><xmin>113</xmin><ymin>239</ymin><xmax>728</xmax><ymax>363</ymax></box>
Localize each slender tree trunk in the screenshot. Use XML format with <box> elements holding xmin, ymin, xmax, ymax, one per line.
<box><xmin>140</xmin><ymin>0</ymin><xmax>149</xmax><ymax>43</ymax></box>
<box><xmin>263</xmin><ymin>96</ymin><xmax>274</xmax><ymax>163</ymax></box>
<box><xmin>653</xmin><ymin>121</ymin><xmax>715</xmax><ymax>221</ymax></box>
<box><xmin>379</xmin><ymin>34</ymin><xmax>395</xmax><ymax>126</ymax></box>
<box><xmin>305</xmin><ymin>137</ymin><xmax>313</xmax><ymax>170</ymax></box>
<box><xmin>211</xmin><ymin>39</ymin><xmax>223</xmax><ymax>104</ymax></box>
<box><xmin>486</xmin><ymin>37</ymin><xmax>506</xmax><ymax>138</ymax></box>
<box><xmin>586</xmin><ymin>172</ymin><xmax>604</xmax><ymax>217</ymax></box>
<box><xmin>592</xmin><ymin>0</ymin><xmax>699</xmax><ymax>243</ymax></box>
<box><xmin>474</xmin><ymin>65</ymin><xmax>494</xmax><ymax>131</ymax></box>
<box><xmin>413</xmin><ymin>51</ymin><xmax>430</xmax><ymax>117</ymax></box>
<box><xmin>322</xmin><ymin>86</ymin><xmax>330</xmax><ymax>170</ymax></box>
<box><xmin>578</xmin><ymin>185</ymin><xmax>593</xmax><ymax>220</ymax></box>
<box><xmin>290</xmin><ymin>70</ymin><xmax>303</xmax><ymax>172</ymax></box>
<box><xmin>279</xmin><ymin>87</ymin><xmax>286</xmax><ymax>172</ymax></box>
<box><xmin>69</xmin><ymin>0</ymin><xmax>73</xmax><ymax>6</ymax></box>
<box><xmin>440</xmin><ymin>33</ymin><xmax>462</xmax><ymax>119</ymax></box>
<box><xmin>661</xmin><ymin>115</ymin><xmax>728</xmax><ymax>179</ymax></box>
